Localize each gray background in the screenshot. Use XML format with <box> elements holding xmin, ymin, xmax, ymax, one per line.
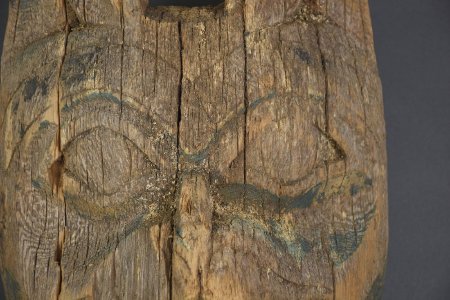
<box><xmin>0</xmin><ymin>0</ymin><xmax>449</xmax><ymax>299</ymax></box>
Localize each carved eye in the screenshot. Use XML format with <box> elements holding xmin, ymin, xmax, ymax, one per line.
<box><xmin>64</xmin><ymin>126</ymin><xmax>159</xmax><ymax>195</ymax></box>
<box><xmin>62</xmin><ymin>126</ymin><xmax>175</xmax><ymax>222</ymax></box>
<box><xmin>215</xmin><ymin>171</ymin><xmax>375</xmax><ymax>266</ymax></box>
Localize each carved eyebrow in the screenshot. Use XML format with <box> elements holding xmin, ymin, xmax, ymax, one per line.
<box><xmin>61</xmin><ymin>90</ymin><xmax>148</xmax><ymax>116</ymax></box>
<box><xmin>181</xmin><ymin>89</ymin><xmax>338</xmax><ymax>165</ymax></box>
<box><xmin>60</xmin><ymin>91</ymin><xmax>178</xmax><ymax>163</ymax></box>
<box><xmin>64</xmin><ymin>26</ymin><xmax>180</xmax><ymax>73</ymax></box>
<box><xmin>61</xmin><ymin>91</ymin><xmax>173</xmax><ymax>134</ymax></box>
<box><xmin>181</xmin><ymin>90</ymin><xmax>276</xmax><ymax>162</ymax></box>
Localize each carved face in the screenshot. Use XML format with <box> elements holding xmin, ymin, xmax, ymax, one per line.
<box><xmin>0</xmin><ymin>0</ymin><xmax>387</xmax><ymax>299</ymax></box>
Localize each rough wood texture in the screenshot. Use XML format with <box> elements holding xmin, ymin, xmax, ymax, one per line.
<box><xmin>0</xmin><ymin>0</ymin><xmax>387</xmax><ymax>299</ymax></box>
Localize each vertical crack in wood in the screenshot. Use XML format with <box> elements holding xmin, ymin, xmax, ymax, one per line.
<box><xmin>170</xmin><ymin>19</ymin><xmax>185</xmax><ymax>300</ymax></box>
<box><xmin>154</xmin><ymin>22</ymin><xmax>159</xmax><ymax>97</ymax></box>
<box><xmin>197</xmin><ymin>268</ymin><xmax>203</xmax><ymax>299</ymax></box>
<box><xmin>55</xmin><ymin>218</ymin><xmax>65</xmax><ymax>300</ymax></box>
<box><xmin>176</xmin><ymin>21</ymin><xmax>183</xmax><ymax>157</ymax></box>
<box><xmin>119</xmin><ymin>1</ymin><xmax>125</xmax><ymax>125</ymax></box>
<box><xmin>242</xmin><ymin>1</ymin><xmax>248</xmax><ymax>185</ymax></box>
<box><xmin>315</xmin><ymin>24</ymin><xmax>337</xmax><ymax>300</ymax></box>
<box><xmin>157</xmin><ymin>224</ymin><xmax>162</xmax><ymax>300</ymax></box>
<box><xmin>55</xmin><ymin>1</ymin><xmax>70</xmax><ymax>298</ymax></box>
<box><xmin>151</xmin><ymin>19</ymin><xmax>163</xmax><ymax>298</ymax></box>
<box><xmin>315</xmin><ymin>26</ymin><xmax>329</xmax><ymax>134</ymax></box>
<box><xmin>84</xmin><ymin>224</ymin><xmax>90</xmax><ymax>275</ymax></box>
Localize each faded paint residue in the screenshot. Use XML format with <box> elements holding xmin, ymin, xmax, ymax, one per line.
<box><xmin>31</xmin><ymin>179</ymin><xmax>42</xmax><ymax>189</ymax></box>
<box><xmin>294</xmin><ymin>48</ymin><xmax>312</xmax><ymax>65</ymax></box>
<box><xmin>23</xmin><ymin>77</ymin><xmax>48</xmax><ymax>102</ymax></box>
<box><xmin>39</xmin><ymin>120</ymin><xmax>51</xmax><ymax>130</ymax></box>
<box><xmin>215</xmin><ymin>171</ymin><xmax>376</xmax><ymax>266</ymax></box>
<box><xmin>2</xmin><ymin>270</ymin><xmax>21</xmax><ymax>299</ymax></box>
<box><xmin>365</xmin><ymin>273</ymin><xmax>385</xmax><ymax>300</ymax></box>
<box><xmin>61</xmin><ymin>92</ymin><xmax>122</xmax><ymax>113</ymax></box>
<box><xmin>286</xmin><ymin>184</ymin><xmax>321</xmax><ymax>209</ymax></box>
<box><xmin>217</xmin><ymin>171</ymin><xmax>373</xmax><ymax>213</ymax></box>
<box><xmin>248</xmin><ymin>91</ymin><xmax>276</xmax><ymax>110</ymax></box>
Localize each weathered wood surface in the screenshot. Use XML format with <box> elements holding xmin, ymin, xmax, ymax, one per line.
<box><xmin>0</xmin><ymin>0</ymin><xmax>387</xmax><ymax>299</ymax></box>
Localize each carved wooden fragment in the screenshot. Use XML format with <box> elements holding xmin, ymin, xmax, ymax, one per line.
<box><xmin>0</xmin><ymin>0</ymin><xmax>387</xmax><ymax>299</ymax></box>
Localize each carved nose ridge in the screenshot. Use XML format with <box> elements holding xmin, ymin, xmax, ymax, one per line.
<box><xmin>172</xmin><ymin>173</ymin><xmax>213</xmax><ymax>299</ymax></box>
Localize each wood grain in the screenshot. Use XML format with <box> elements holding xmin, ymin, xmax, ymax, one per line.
<box><xmin>0</xmin><ymin>0</ymin><xmax>387</xmax><ymax>299</ymax></box>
